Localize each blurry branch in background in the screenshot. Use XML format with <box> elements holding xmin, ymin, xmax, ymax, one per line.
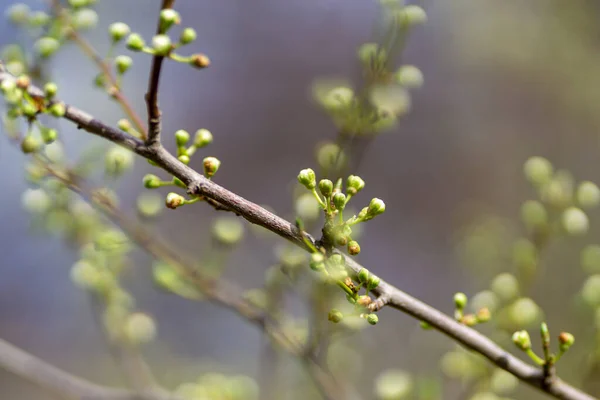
<box><xmin>0</xmin><ymin>1</ymin><xmax>597</xmax><ymax>400</ymax></box>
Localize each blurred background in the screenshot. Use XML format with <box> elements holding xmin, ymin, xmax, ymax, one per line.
<box><xmin>1</xmin><ymin>0</ymin><xmax>600</xmax><ymax>399</ymax></box>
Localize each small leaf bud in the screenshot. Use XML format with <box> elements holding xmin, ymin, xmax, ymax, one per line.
<box><xmin>49</xmin><ymin>102</ymin><xmax>66</xmax><ymax>117</ymax></box>
<box><xmin>401</xmin><ymin>5</ymin><xmax>427</xmax><ymax>26</ymax></box>
<box><xmin>194</xmin><ymin>128</ymin><xmax>213</xmax><ymax>147</ymax></box>
<box><xmin>357</xmin><ymin>268</ymin><xmax>369</xmax><ymax>283</ymax></box>
<box><xmin>512</xmin><ymin>330</ymin><xmax>531</xmax><ymax>351</ymax></box>
<box><xmin>143</xmin><ymin>174</ymin><xmax>162</xmax><ymax>189</ymax></box>
<box><xmin>333</xmin><ymin>192</ymin><xmax>346</xmax><ymax>210</ymax></box>
<box><xmin>126</xmin><ymin>33</ymin><xmax>146</xmax><ymax>51</ymax></box>
<box><xmin>523</xmin><ymin>156</ymin><xmax>553</xmax><ymax>186</ymax></box>
<box><xmin>577</xmin><ymin>181</ymin><xmax>600</xmax><ymax>208</ymax></box>
<box><xmin>366</xmin><ymin>313</ymin><xmax>379</xmax><ymax>325</ymax></box>
<box><xmin>44</xmin><ymin>82</ymin><xmax>58</xmax><ymax>98</ymax></box>
<box><xmin>346</xmin><ymin>175</ymin><xmax>365</xmax><ymax>195</ymax></box>
<box><xmin>41</xmin><ymin>128</ymin><xmax>58</xmax><ymax>144</ymax></box>
<box><xmin>72</xmin><ymin>9</ymin><xmax>98</xmax><ymax>30</ymax></box>
<box><xmin>367</xmin><ymin>274</ymin><xmax>380</xmax><ymax>290</ymax></box>
<box><xmin>28</xmin><ymin>11</ymin><xmax>50</xmax><ymax>27</ymax></box>
<box><xmin>21</xmin><ymin>136</ymin><xmax>41</xmax><ymax>153</ymax></box>
<box><xmin>297</xmin><ymin>168</ymin><xmax>316</xmax><ymax>190</ymax></box>
<box><xmin>562</xmin><ymin>207</ymin><xmax>589</xmax><ymax>236</ymax></box>
<box><xmin>203</xmin><ymin>156</ymin><xmax>221</xmax><ymax>178</ymax></box>
<box><xmin>190</xmin><ymin>53</ymin><xmax>210</xmax><ymax>69</ymax></box>
<box><xmin>125</xmin><ymin>313</ymin><xmax>156</xmax><ymax>344</ymax></box>
<box><xmin>357</xmin><ymin>295</ymin><xmax>372</xmax><ymax>307</ymax></box>
<box><xmin>178</xmin><ymin>154</ymin><xmax>190</xmax><ymax>164</ymax></box>
<box><xmin>118</xmin><ymin>118</ymin><xmax>132</xmax><ymax>132</ymax></box>
<box><xmin>15</xmin><ymin>75</ymin><xmax>30</xmax><ymax>90</ymax></box>
<box><xmin>491</xmin><ymin>273</ymin><xmax>519</xmax><ymax>301</ymax></box>
<box><xmin>165</xmin><ymin>192</ymin><xmax>185</xmax><ymax>209</ymax></box>
<box><xmin>367</xmin><ymin>198</ymin><xmax>386</xmax><ymax>218</ymax></box>
<box><xmin>461</xmin><ymin>314</ymin><xmax>477</xmax><ymax>327</ymax></box>
<box><xmin>108</xmin><ymin>22</ymin><xmax>130</xmax><ymax>42</ymax></box>
<box><xmin>476</xmin><ymin>307</ymin><xmax>491</xmax><ymax>323</ymax></box>
<box><xmin>318</xmin><ymin>179</ymin><xmax>333</xmax><ymax>198</ymax></box>
<box><xmin>151</xmin><ymin>34</ymin><xmax>172</xmax><ymax>56</ymax></box>
<box><xmin>396</xmin><ymin>65</ymin><xmax>424</xmax><ymax>89</ymax></box>
<box><xmin>159</xmin><ymin>9</ymin><xmax>180</xmax><ymax>33</ymax></box>
<box><xmin>34</xmin><ymin>37</ymin><xmax>60</xmax><ymax>58</ymax></box>
<box><xmin>328</xmin><ymin>309</ymin><xmax>343</xmax><ymax>323</ymax></box>
<box><xmin>454</xmin><ymin>292</ymin><xmax>468</xmax><ymax>310</ymax></box>
<box><xmin>520</xmin><ymin>200</ymin><xmax>548</xmax><ymax>230</ymax></box>
<box><xmin>6</xmin><ymin>4</ymin><xmax>30</xmax><ymax>24</ymax></box>
<box><xmin>174</xmin><ymin>129</ymin><xmax>190</xmax><ymax>146</ymax></box>
<box><xmin>558</xmin><ymin>332</ymin><xmax>574</xmax><ymax>352</ymax></box>
<box><xmin>115</xmin><ymin>55</ymin><xmax>133</xmax><ymax>74</ymax></box>
<box><xmin>348</xmin><ymin>240</ymin><xmax>361</xmax><ymax>255</ymax></box>
<box><xmin>179</xmin><ymin>27</ymin><xmax>197</xmax><ymax>44</ymax></box>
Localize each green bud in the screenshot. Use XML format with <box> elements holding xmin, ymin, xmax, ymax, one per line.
<box><xmin>44</xmin><ymin>82</ymin><xmax>58</xmax><ymax>98</ymax></box>
<box><xmin>180</xmin><ymin>27</ymin><xmax>197</xmax><ymax>44</ymax></box>
<box><xmin>520</xmin><ymin>200</ymin><xmax>548</xmax><ymax>230</ymax></box>
<box><xmin>581</xmin><ymin>245</ymin><xmax>600</xmax><ymax>274</ymax></box>
<box><xmin>117</xmin><ymin>118</ymin><xmax>131</xmax><ymax>132</ymax></box>
<box><xmin>367</xmin><ymin>198</ymin><xmax>386</xmax><ymax>218</ymax></box>
<box><xmin>298</xmin><ymin>168</ymin><xmax>316</xmax><ymax>190</ymax></box>
<box><xmin>316</xmin><ymin>142</ymin><xmax>346</xmax><ymax>170</ymax></box>
<box><xmin>34</xmin><ymin>37</ymin><xmax>60</xmax><ymax>58</ymax></box>
<box><xmin>165</xmin><ymin>192</ymin><xmax>185</xmax><ymax>209</ymax></box>
<box><xmin>178</xmin><ymin>154</ymin><xmax>190</xmax><ymax>164</ymax></box>
<box><xmin>173</xmin><ymin>177</ymin><xmax>186</xmax><ymax>188</ymax></box>
<box><xmin>21</xmin><ymin>136</ymin><xmax>41</xmax><ymax>153</ymax></box>
<box><xmin>159</xmin><ymin>9</ymin><xmax>180</xmax><ymax>33</ymax></box>
<box><xmin>175</xmin><ymin>129</ymin><xmax>190</xmax><ymax>146</ymax></box>
<box><xmin>310</xmin><ymin>252</ymin><xmax>325</xmax><ymax>271</ymax></box>
<box><xmin>328</xmin><ymin>309</ymin><xmax>343</xmax><ymax>323</ymax></box>
<box><xmin>125</xmin><ymin>313</ymin><xmax>157</xmax><ymax>344</ymax></box>
<box><xmin>454</xmin><ymin>292</ymin><xmax>468</xmax><ymax>309</ymax></box>
<box><xmin>151</xmin><ymin>34</ymin><xmax>172</xmax><ymax>56</ymax></box>
<box><xmin>346</xmin><ymin>175</ymin><xmax>365</xmax><ymax>195</ymax></box>
<box><xmin>558</xmin><ymin>332</ymin><xmax>574</xmax><ymax>352</ymax></box>
<box><xmin>194</xmin><ymin>128</ymin><xmax>213</xmax><ymax>147</ymax></box>
<box><xmin>6</xmin><ymin>4</ymin><xmax>29</xmax><ymax>24</ymax></box>
<box><xmin>366</xmin><ymin>314</ymin><xmax>379</xmax><ymax>325</ymax></box>
<box><xmin>28</xmin><ymin>11</ymin><xmax>50</xmax><ymax>27</ymax></box>
<box><xmin>49</xmin><ymin>102</ymin><xmax>66</xmax><ymax>117</ymax></box>
<box><xmin>70</xmin><ymin>260</ymin><xmax>103</xmax><ymax>290</ymax></box>
<box><xmin>396</xmin><ymin>65</ymin><xmax>424</xmax><ymax>89</ymax></box>
<box><xmin>476</xmin><ymin>307</ymin><xmax>491</xmax><ymax>323</ymax></box>
<box><xmin>22</xmin><ymin>102</ymin><xmax>37</xmax><ymax>118</ymax></box>
<box><xmin>21</xmin><ymin>188</ymin><xmax>51</xmax><ymax>214</ymax></box>
<box><xmin>318</xmin><ymin>179</ymin><xmax>333</xmax><ymax>198</ymax></box>
<box><xmin>41</xmin><ymin>127</ymin><xmax>58</xmax><ymax>144</ymax></box>
<box><xmin>333</xmin><ymin>192</ymin><xmax>346</xmax><ymax>210</ymax></box>
<box><xmin>357</xmin><ymin>268</ymin><xmax>369</xmax><ymax>283</ymax></box>
<box><xmin>0</xmin><ymin>79</ymin><xmax>17</xmax><ymax>94</ymax></box>
<box><xmin>357</xmin><ymin>43</ymin><xmax>382</xmax><ymax>64</ymax></box>
<box><xmin>512</xmin><ymin>330</ymin><xmax>531</xmax><ymax>351</ymax></box>
<box><xmin>126</xmin><ymin>33</ymin><xmax>145</xmax><ymax>51</ymax></box>
<box><xmin>490</xmin><ymin>273</ymin><xmax>519</xmax><ymax>301</ymax></box>
<box><xmin>212</xmin><ymin>217</ymin><xmax>244</xmax><ymax>246</ymax></box>
<box><xmin>509</xmin><ymin>297</ymin><xmax>542</xmax><ymax>327</ymax></box>
<box><xmin>322</xmin><ymin>86</ymin><xmax>354</xmax><ymax>110</ymax></box>
<box><xmin>190</xmin><ymin>53</ymin><xmax>210</xmax><ymax>69</ymax></box>
<box><xmin>109</xmin><ymin>22</ymin><xmax>130</xmax><ymax>42</ymax></box>
<box><xmin>72</xmin><ymin>8</ymin><xmax>98</xmax><ymax>30</ymax></box>
<box><xmin>562</xmin><ymin>207</ymin><xmax>589</xmax><ymax>236</ymax></box>
<box><xmin>115</xmin><ymin>55</ymin><xmax>133</xmax><ymax>74</ymax></box>
<box><xmin>105</xmin><ymin>145</ymin><xmax>134</xmax><ymax>177</ymax></box>
<box><xmin>367</xmin><ymin>274</ymin><xmax>380</xmax><ymax>290</ymax></box>
<box><xmin>347</xmin><ymin>240</ymin><xmax>361</xmax><ymax>256</ymax></box>
<box><xmin>577</xmin><ymin>181</ymin><xmax>600</xmax><ymax>208</ymax></box>
<box><xmin>203</xmin><ymin>156</ymin><xmax>221</xmax><ymax>178</ymax></box>
<box><xmin>523</xmin><ymin>156</ymin><xmax>553</xmax><ymax>186</ymax></box>
<box><xmin>400</xmin><ymin>5</ymin><xmax>427</xmax><ymax>26</ymax></box>
<box><xmin>142</xmin><ymin>174</ymin><xmax>162</xmax><ymax>189</ymax></box>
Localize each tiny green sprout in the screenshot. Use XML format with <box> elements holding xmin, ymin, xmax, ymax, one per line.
<box><xmin>348</xmin><ymin>240</ymin><xmax>361</xmax><ymax>256</ymax></box>
<box><xmin>298</xmin><ymin>168</ymin><xmax>317</xmax><ymax>190</ymax></box>
<box><xmin>400</xmin><ymin>5</ymin><xmax>427</xmax><ymax>26</ymax></box>
<box><xmin>366</xmin><ymin>198</ymin><xmax>386</xmax><ymax>218</ymax></box>
<box><xmin>476</xmin><ymin>307</ymin><xmax>491</xmax><ymax>323</ymax></box>
<box><xmin>125</xmin><ymin>313</ymin><xmax>157</xmax><ymax>344</ymax></box>
<box><xmin>322</xmin><ymin>86</ymin><xmax>354</xmax><ymax>110</ymax></box>
<box><xmin>367</xmin><ymin>274</ymin><xmax>380</xmax><ymax>290</ymax></box>
<box><xmin>126</xmin><ymin>33</ymin><xmax>146</xmax><ymax>51</ymax></box>
<box><xmin>310</xmin><ymin>252</ymin><xmax>325</xmax><ymax>271</ymax></box>
<box><xmin>72</xmin><ymin>8</ymin><xmax>98</xmax><ymax>30</ymax></box>
<box><xmin>558</xmin><ymin>332</ymin><xmax>574</xmax><ymax>352</ymax></box>
<box><xmin>194</xmin><ymin>128</ymin><xmax>213</xmax><ymax>147</ymax></box>
<box><xmin>562</xmin><ymin>207</ymin><xmax>589</xmax><ymax>236</ymax></box>
<box><xmin>396</xmin><ymin>65</ymin><xmax>424</xmax><ymax>89</ymax></box>
<box><xmin>523</xmin><ymin>156</ymin><xmax>553</xmax><ymax>186</ymax></box>
<box><xmin>49</xmin><ymin>102</ymin><xmax>66</xmax><ymax>117</ymax></box>
<box><xmin>34</xmin><ymin>37</ymin><xmax>60</xmax><ymax>58</ymax></box>
<box><xmin>109</xmin><ymin>22</ymin><xmax>130</xmax><ymax>42</ymax></box>
<box><xmin>461</xmin><ymin>314</ymin><xmax>477</xmax><ymax>327</ymax></box>
<box><xmin>115</xmin><ymin>55</ymin><xmax>133</xmax><ymax>74</ymax></box>
<box><xmin>203</xmin><ymin>156</ymin><xmax>221</xmax><ymax>178</ymax></box>
<box><xmin>41</xmin><ymin>127</ymin><xmax>58</xmax><ymax>144</ymax></box>
<box><xmin>22</xmin><ymin>102</ymin><xmax>37</xmax><ymax>118</ymax></box>
<box><xmin>180</xmin><ymin>27</ymin><xmax>197</xmax><ymax>45</ymax></box>
<box><xmin>328</xmin><ymin>309</ymin><xmax>343</xmax><ymax>323</ymax></box>
<box><xmin>175</xmin><ymin>129</ymin><xmax>190</xmax><ymax>147</ymax></box>
<box><xmin>5</xmin><ymin>4</ymin><xmax>29</xmax><ymax>24</ymax></box>
<box><xmin>512</xmin><ymin>330</ymin><xmax>531</xmax><ymax>351</ymax></box>
<box><xmin>333</xmin><ymin>192</ymin><xmax>346</xmax><ymax>210</ymax></box>
<box><xmin>178</xmin><ymin>154</ymin><xmax>190</xmax><ymax>164</ymax></box>
<box><xmin>165</xmin><ymin>192</ymin><xmax>185</xmax><ymax>209</ymax></box>
<box><xmin>0</xmin><ymin>79</ymin><xmax>16</xmax><ymax>94</ymax></box>
<box><xmin>520</xmin><ymin>200</ymin><xmax>548</xmax><ymax>230</ymax></box>
<box><xmin>318</xmin><ymin>179</ymin><xmax>333</xmax><ymax>198</ymax></box>
<box><xmin>577</xmin><ymin>181</ymin><xmax>600</xmax><ymax>208</ymax></box>
<box><xmin>357</xmin><ymin>267</ymin><xmax>369</xmax><ymax>283</ymax></box>
<box><xmin>152</xmin><ymin>34</ymin><xmax>172</xmax><ymax>56</ymax></box>
<box><xmin>366</xmin><ymin>313</ymin><xmax>379</xmax><ymax>325</ymax></box>
<box><xmin>454</xmin><ymin>292</ymin><xmax>468</xmax><ymax>310</ymax></box>
<box><xmin>190</xmin><ymin>53</ymin><xmax>211</xmax><ymax>69</ymax></box>
<box><xmin>28</xmin><ymin>11</ymin><xmax>50</xmax><ymax>28</ymax></box>
<box><xmin>21</xmin><ymin>136</ymin><xmax>41</xmax><ymax>153</ymax></box>
<box><xmin>420</xmin><ymin>321</ymin><xmax>432</xmax><ymax>330</ymax></box>
<box><xmin>143</xmin><ymin>174</ymin><xmax>162</xmax><ymax>189</ymax></box>
<box><xmin>44</xmin><ymin>82</ymin><xmax>58</xmax><ymax>98</ymax></box>
<box><xmin>212</xmin><ymin>217</ymin><xmax>245</xmax><ymax>246</ymax></box>
<box><xmin>346</xmin><ymin>175</ymin><xmax>365</xmax><ymax>195</ymax></box>
<box><xmin>159</xmin><ymin>9</ymin><xmax>181</xmax><ymax>33</ymax></box>
<box><xmin>118</xmin><ymin>118</ymin><xmax>132</xmax><ymax>132</ymax></box>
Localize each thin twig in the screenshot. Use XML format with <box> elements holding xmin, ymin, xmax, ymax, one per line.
<box><xmin>145</xmin><ymin>0</ymin><xmax>176</xmax><ymax>146</ymax></box>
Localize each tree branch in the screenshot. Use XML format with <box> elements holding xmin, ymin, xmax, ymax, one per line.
<box><xmin>0</xmin><ymin>66</ymin><xmax>595</xmax><ymax>400</ymax></box>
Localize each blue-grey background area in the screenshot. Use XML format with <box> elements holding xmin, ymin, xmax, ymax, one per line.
<box><xmin>1</xmin><ymin>1</ymin><xmax>600</xmax><ymax>399</ymax></box>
